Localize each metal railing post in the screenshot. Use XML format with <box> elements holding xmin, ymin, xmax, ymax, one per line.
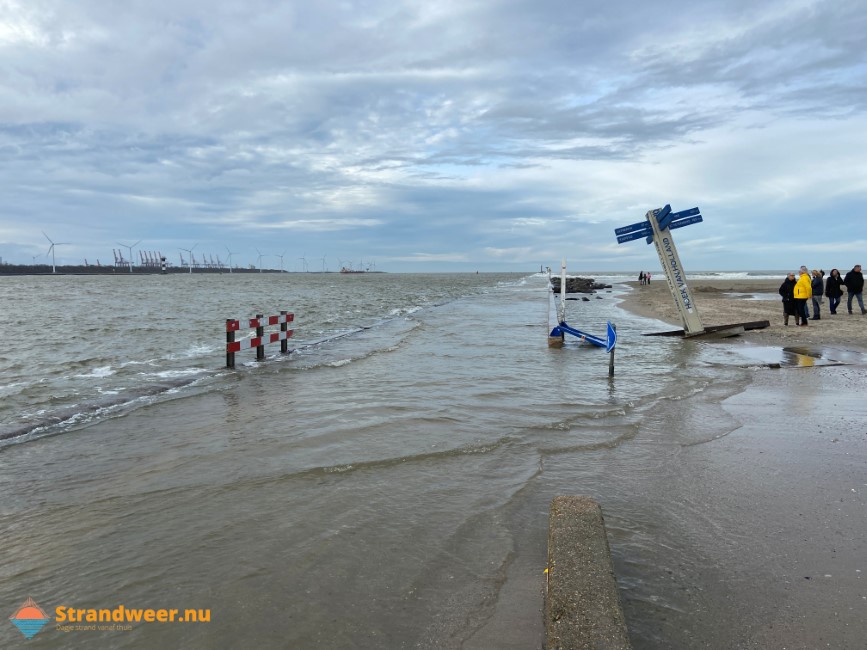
<box><xmin>226</xmin><ymin>319</ymin><xmax>235</xmax><ymax>369</ymax></box>
<box><xmin>256</xmin><ymin>314</ymin><xmax>265</xmax><ymax>361</ymax></box>
<box><xmin>280</xmin><ymin>310</ymin><xmax>289</xmax><ymax>354</ymax></box>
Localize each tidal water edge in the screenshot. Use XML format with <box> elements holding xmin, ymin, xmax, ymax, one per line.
<box><xmin>1</xmin><ymin>272</ymin><xmax>864</xmax><ymax>648</ymax></box>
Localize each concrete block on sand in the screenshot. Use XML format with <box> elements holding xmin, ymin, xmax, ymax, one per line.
<box><xmin>546</xmin><ymin>496</ymin><xmax>631</xmax><ymax>649</ymax></box>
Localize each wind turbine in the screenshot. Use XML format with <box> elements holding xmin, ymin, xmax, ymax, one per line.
<box><xmin>117</xmin><ymin>240</ymin><xmax>141</xmax><ymax>273</ymax></box>
<box><xmin>179</xmin><ymin>243</ymin><xmax>197</xmax><ymax>274</ymax></box>
<box><xmin>43</xmin><ymin>231</ymin><xmax>70</xmax><ymax>274</ymax></box>
<box><xmin>225</xmin><ymin>246</ymin><xmax>236</xmax><ymax>273</ymax></box>
<box><xmin>297</xmin><ymin>254</ymin><xmax>308</xmax><ymax>272</ymax></box>
<box><xmin>256</xmin><ymin>248</ymin><xmax>265</xmax><ymax>273</ymax></box>
<box><xmin>275</xmin><ymin>250</ymin><xmax>287</xmax><ymax>273</ymax></box>
<box><xmin>319</xmin><ymin>256</ymin><xmax>327</xmax><ymax>272</ymax></box>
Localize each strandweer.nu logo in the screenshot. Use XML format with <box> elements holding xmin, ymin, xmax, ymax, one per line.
<box><xmin>9</xmin><ymin>597</ymin><xmax>51</xmax><ymax>639</ymax></box>
<box><xmin>9</xmin><ymin>596</ymin><xmax>211</xmax><ymax>640</ymax></box>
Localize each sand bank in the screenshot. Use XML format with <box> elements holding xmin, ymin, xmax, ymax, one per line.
<box><xmin>617</xmin><ymin>278</ymin><xmax>867</xmax><ymax>350</ymax></box>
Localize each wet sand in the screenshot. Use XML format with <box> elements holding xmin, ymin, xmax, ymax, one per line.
<box><xmin>618</xmin><ymin>279</ymin><xmax>867</xmax><ymax>648</ymax></box>
<box><xmin>618</xmin><ymin>278</ymin><xmax>867</xmax><ymax>349</ymax></box>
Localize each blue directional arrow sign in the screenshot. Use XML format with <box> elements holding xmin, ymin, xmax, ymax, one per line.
<box><xmin>668</xmin><ymin>207</ymin><xmax>700</xmax><ymax>221</ymax></box>
<box><xmin>614</xmin><ymin>221</ymin><xmax>650</xmax><ymax>236</ymax></box>
<box><xmin>617</xmin><ymin>229</ymin><xmax>652</xmax><ymax>243</ymax></box>
<box><xmin>615</xmin><ymin>205</ymin><xmax>702</xmax><ymax>244</ymax></box>
<box><xmin>656</xmin><ymin>204</ymin><xmax>675</xmax><ymax>230</ymax></box>
<box><xmin>668</xmin><ymin>214</ymin><xmax>703</xmax><ymax>230</ymax></box>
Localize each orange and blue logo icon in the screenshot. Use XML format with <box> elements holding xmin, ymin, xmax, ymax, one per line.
<box><xmin>9</xmin><ymin>597</ymin><xmax>51</xmax><ymax>639</ymax></box>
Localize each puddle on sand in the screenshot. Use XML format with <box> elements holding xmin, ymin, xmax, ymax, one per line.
<box><xmin>733</xmin><ymin>344</ymin><xmax>867</xmax><ymax>368</ymax></box>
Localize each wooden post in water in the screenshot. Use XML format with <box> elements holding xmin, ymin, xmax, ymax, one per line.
<box><xmin>608</xmin><ymin>323</ymin><xmax>616</xmax><ymax>377</ymax></box>
<box><xmin>226</xmin><ymin>319</ymin><xmax>236</xmax><ymax>369</ymax></box>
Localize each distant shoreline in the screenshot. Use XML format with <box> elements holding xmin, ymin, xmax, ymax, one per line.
<box><xmin>0</xmin><ymin>266</ymin><xmax>384</xmax><ymax>276</ymax></box>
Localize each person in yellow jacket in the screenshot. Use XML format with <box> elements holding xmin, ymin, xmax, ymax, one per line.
<box><xmin>793</xmin><ymin>266</ymin><xmax>813</xmax><ymax>326</ymax></box>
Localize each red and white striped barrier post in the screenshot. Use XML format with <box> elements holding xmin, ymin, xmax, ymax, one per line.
<box><xmin>280</xmin><ymin>310</ymin><xmax>289</xmax><ymax>355</ymax></box>
<box><xmin>226</xmin><ymin>319</ymin><xmax>235</xmax><ymax>368</ymax></box>
<box><xmin>255</xmin><ymin>313</ymin><xmax>265</xmax><ymax>362</ymax></box>
<box><xmin>225</xmin><ymin>311</ymin><xmax>295</xmax><ymax>368</ymax></box>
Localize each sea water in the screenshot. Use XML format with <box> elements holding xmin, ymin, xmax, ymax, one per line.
<box><xmin>0</xmin><ymin>271</ymin><xmax>778</xmax><ymax>647</ymax></box>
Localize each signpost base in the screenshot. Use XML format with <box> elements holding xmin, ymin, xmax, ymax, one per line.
<box><xmin>642</xmin><ymin>320</ymin><xmax>770</xmax><ymax>337</ymax></box>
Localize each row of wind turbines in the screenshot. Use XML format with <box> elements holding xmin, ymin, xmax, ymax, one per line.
<box><xmin>40</xmin><ymin>233</ymin><xmax>365</xmax><ymax>274</ymax></box>
<box><xmin>42</xmin><ymin>233</ymin><xmax>147</xmax><ymax>274</ymax></box>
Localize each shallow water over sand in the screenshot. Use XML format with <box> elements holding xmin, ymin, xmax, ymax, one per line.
<box><xmin>1</xmin><ymin>273</ymin><xmax>865</xmax><ymax>648</ymax></box>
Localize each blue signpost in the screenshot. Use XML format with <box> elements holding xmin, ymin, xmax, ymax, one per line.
<box><xmin>614</xmin><ymin>204</ymin><xmax>705</xmax><ymax>336</ymax></box>
<box><xmin>548</xmin><ymin>258</ymin><xmax>617</xmax><ymax>355</ymax></box>
<box><xmin>616</xmin><ymin>229</ymin><xmax>652</xmax><ymax>244</ymax></box>
<box><xmin>668</xmin><ymin>215</ymin><xmax>703</xmax><ymax>230</ymax></box>
<box><xmin>614</xmin><ymin>221</ymin><xmax>652</xmax><ymax>235</ymax></box>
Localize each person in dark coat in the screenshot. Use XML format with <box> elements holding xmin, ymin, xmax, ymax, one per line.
<box><xmin>825</xmin><ymin>268</ymin><xmax>844</xmax><ymax>315</ymax></box>
<box><xmin>778</xmin><ymin>272</ymin><xmax>798</xmax><ymax>326</ymax></box>
<box><xmin>810</xmin><ymin>269</ymin><xmax>824</xmax><ymax>320</ymax></box>
<box><xmin>843</xmin><ymin>264</ymin><xmax>865</xmax><ymax>314</ymax></box>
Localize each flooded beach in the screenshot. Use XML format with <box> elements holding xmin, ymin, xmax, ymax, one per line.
<box><xmin>1</xmin><ymin>272</ymin><xmax>865</xmax><ymax>648</ymax></box>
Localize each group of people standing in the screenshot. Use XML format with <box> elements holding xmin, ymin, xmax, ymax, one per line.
<box><xmin>638</xmin><ymin>271</ymin><xmax>652</xmax><ymax>285</ymax></box>
<box><xmin>779</xmin><ymin>265</ymin><xmax>865</xmax><ymax>326</ymax></box>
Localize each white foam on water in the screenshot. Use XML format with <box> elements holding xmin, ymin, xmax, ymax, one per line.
<box><xmin>166</xmin><ymin>344</ymin><xmax>217</xmax><ymax>360</ymax></box>
<box><xmin>387</xmin><ymin>305</ymin><xmax>423</xmax><ymax>317</ymax></box>
<box><xmin>74</xmin><ymin>366</ymin><xmax>115</xmax><ymax>379</ymax></box>
<box><xmin>120</xmin><ymin>358</ymin><xmax>160</xmax><ymax>367</ymax></box>
<box><xmin>142</xmin><ymin>368</ymin><xmax>208</xmax><ymax>379</ymax></box>
<box><xmin>0</xmin><ymin>381</ymin><xmax>28</xmax><ymax>398</ymax></box>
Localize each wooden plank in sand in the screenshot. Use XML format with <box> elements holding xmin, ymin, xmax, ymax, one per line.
<box><xmin>642</xmin><ymin>320</ymin><xmax>770</xmax><ymax>337</ymax></box>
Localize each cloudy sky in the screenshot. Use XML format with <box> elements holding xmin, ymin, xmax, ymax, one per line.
<box><xmin>1</xmin><ymin>0</ymin><xmax>865</xmax><ymax>272</ymax></box>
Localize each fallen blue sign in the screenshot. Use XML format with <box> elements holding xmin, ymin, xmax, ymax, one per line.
<box><xmin>606</xmin><ymin>322</ymin><xmax>617</xmax><ymax>353</ymax></box>
<box><xmin>550</xmin><ymin>320</ymin><xmax>616</xmax><ymax>350</ymax></box>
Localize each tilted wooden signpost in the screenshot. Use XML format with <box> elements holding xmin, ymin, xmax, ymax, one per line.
<box><xmin>615</xmin><ymin>205</ymin><xmax>769</xmax><ymax>338</ymax></box>
<box><xmin>616</xmin><ymin>205</ymin><xmax>706</xmax><ymax>336</ymax></box>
